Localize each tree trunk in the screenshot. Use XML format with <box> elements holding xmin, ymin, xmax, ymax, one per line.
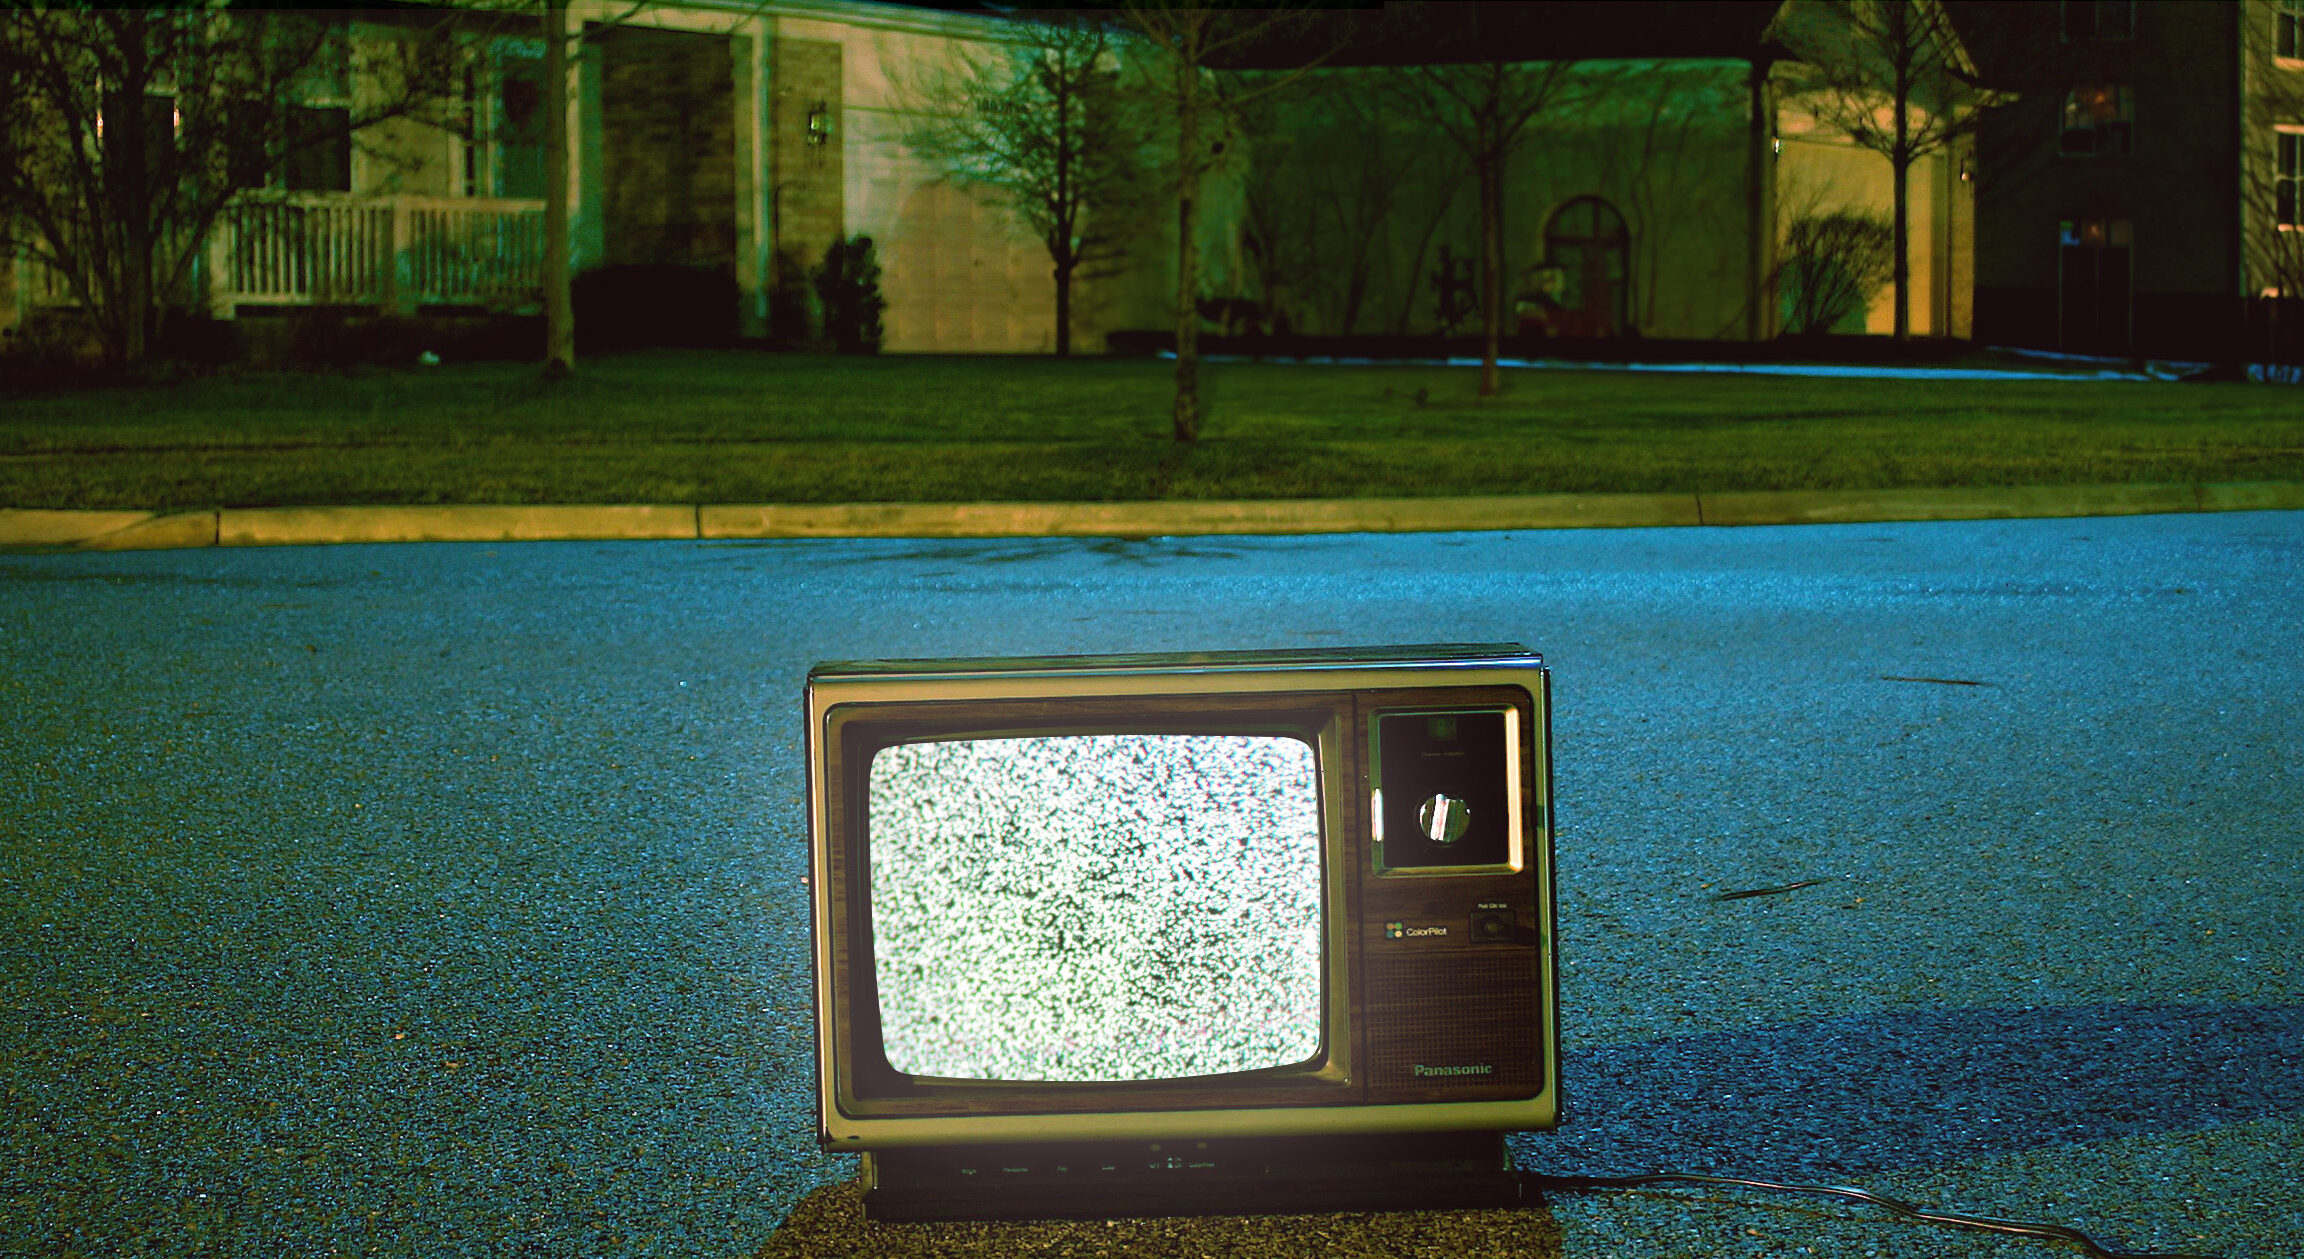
<box><xmin>119</xmin><ymin>251</ymin><xmax>151</xmax><ymax>368</ymax></box>
<box><xmin>1172</xmin><ymin>76</ymin><xmax>1202</xmax><ymax>444</ymax></box>
<box><xmin>1054</xmin><ymin>70</ymin><xmax>1072</xmax><ymax>358</ymax></box>
<box><xmin>542</xmin><ymin>0</ymin><xmax>574</xmax><ymax>377</ymax></box>
<box><xmin>1477</xmin><ymin>147</ymin><xmax>1502</xmax><ymax>397</ymax></box>
<box><xmin>1054</xmin><ymin>259</ymin><xmax>1073</xmax><ymax>357</ymax></box>
<box><xmin>1891</xmin><ymin>153</ymin><xmax>1909</xmax><ymax>341</ymax></box>
<box><xmin>1891</xmin><ymin>55</ymin><xmax>1911</xmax><ymax>342</ymax></box>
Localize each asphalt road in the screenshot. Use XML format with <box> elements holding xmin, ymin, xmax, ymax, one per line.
<box><xmin>2</xmin><ymin>513</ymin><xmax>2298</xmax><ymax>1259</ymax></box>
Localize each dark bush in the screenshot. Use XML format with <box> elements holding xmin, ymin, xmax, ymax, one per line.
<box><xmin>1</xmin><ymin>306</ymin><xmax>103</xmax><ymax>367</ymax></box>
<box><xmin>813</xmin><ymin>236</ymin><xmax>885</xmax><ymax>354</ymax></box>
<box><xmin>572</xmin><ymin>264</ymin><xmax>740</xmax><ymax>353</ymax></box>
<box><xmin>282</xmin><ymin>308</ymin><xmax>434</xmax><ymax>367</ymax></box>
<box><xmin>768</xmin><ymin>248</ymin><xmax>820</xmax><ymax>347</ymax></box>
<box><xmin>153</xmin><ymin>310</ymin><xmax>240</xmax><ymax>366</ymax></box>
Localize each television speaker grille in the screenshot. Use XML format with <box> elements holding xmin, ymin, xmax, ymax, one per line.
<box><xmin>1363</xmin><ymin>952</ymin><xmax>1544</xmax><ymax>1091</ymax></box>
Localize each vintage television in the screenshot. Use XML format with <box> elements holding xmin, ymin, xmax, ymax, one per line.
<box><xmin>805</xmin><ymin>644</ymin><xmax>1558</xmax><ymax>1220</ymax></box>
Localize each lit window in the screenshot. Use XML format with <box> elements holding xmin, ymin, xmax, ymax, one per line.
<box><xmin>2282</xmin><ymin>0</ymin><xmax>2304</xmax><ymax>60</ymax></box>
<box><xmin>2063</xmin><ymin>0</ymin><xmax>2133</xmax><ymax>41</ymax></box>
<box><xmin>2061</xmin><ymin>86</ymin><xmax>2133</xmax><ymax>156</ymax></box>
<box><xmin>2279</xmin><ymin>131</ymin><xmax>2303</xmax><ymax>229</ymax></box>
<box><xmin>2060</xmin><ymin>218</ymin><xmax>2133</xmax><ymax>249</ymax></box>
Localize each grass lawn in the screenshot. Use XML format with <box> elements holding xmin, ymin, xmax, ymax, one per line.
<box><xmin>3</xmin><ymin>349</ymin><xmax>2301</xmax><ymax>510</ymax></box>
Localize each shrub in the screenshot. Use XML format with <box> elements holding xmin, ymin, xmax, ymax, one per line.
<box><xmin>814</xmin><ymin>236</ymin><xmax>886</xmax><ymax>354</ymax></box>
<box><xmin>1777</xmin><ymin>211</ymin><xmax>1894</xmax><ymax>336</ymax></box>
<box><xmin>768</xmin><ymin>248</ymin><xmax>820</xmax><ymax>346</ymax></box>
<box><xmin>284</xmin><ymin>309</ymin><xmax>433</xmax><ymax>366</ymax></box>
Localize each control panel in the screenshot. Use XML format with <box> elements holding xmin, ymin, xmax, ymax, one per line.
<box><xmin>1370</xmin><ymin>708</ymin><xmax>1521</xmax><ymax>874</ymax></box>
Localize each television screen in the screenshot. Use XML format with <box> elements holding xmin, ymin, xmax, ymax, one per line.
<box><xmin>867</xmin><ymin>733</ymin><xmax>1324</xmax><ymax>1083</ymax></box>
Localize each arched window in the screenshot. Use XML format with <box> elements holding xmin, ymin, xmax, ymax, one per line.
<box><xmin>1542</xmin><ymin>196</ymin><xmax>1631</xmax><ymax>338</ymax></box>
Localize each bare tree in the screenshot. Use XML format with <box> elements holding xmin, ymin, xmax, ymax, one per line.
<box><xmin>1382</xmin><ymin>44</ymin><xmax>1576</xmax><ymax>395</ymax></box>
<box><xmin>0</xmin><ymin>5</ymin><xmax>481</xmax><ymax>367</ymax></box>
<box><xmin>1774</xmin><ymin>0</ymin><xmax>1988</xmax><ymax>340</ymax></box>
<box><xmin>1233</xmin><ymin>66</ymin><xmax>1464</xmax><ymax>339</ymax></box>
<box><xmin>1117</xmin><ymin>1</ymin><xmax>1342</xmax><ymax>443</ymax></box>
<box><xmin>904</xmin><ymin>16</ymin><xmax>1151</xmax><ymax>357</ymax></box>
<box><xmin>1575</xmin><ymin>62</ymin><xmax>1740</xmax><ymax>335</ymax></box>
<box><xmin>1387</xmin><ymin>159</ymin><xmax>1471</xmax><ymax>337</ymax></box>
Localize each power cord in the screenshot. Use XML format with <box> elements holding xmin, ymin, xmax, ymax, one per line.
<box><xmin>1522</xmin><ymin>1170</ymin><xmax>2231</xmax><ymax>1259</ymax></box>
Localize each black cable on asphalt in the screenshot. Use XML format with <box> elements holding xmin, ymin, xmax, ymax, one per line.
<box><xmin>1523</xmin><ymin>1170</ymin><xmax>2230</xmax><ymax>1259</ymax></box>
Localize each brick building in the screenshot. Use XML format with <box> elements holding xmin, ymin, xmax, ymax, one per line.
<box><xmin>1952</xmin><ymin>0</ymin><xmax>2304</xmax><ymax>362</ymax></box>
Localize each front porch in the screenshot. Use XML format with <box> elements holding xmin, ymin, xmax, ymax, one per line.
<box><xmin>9</xmin><ymin>193</ymin><xmax>546</xmax><ymax>327</ymax></box>
<box><xmin>209</xmin><ymin>193</ymin><xmax>546</xmax><ymax>316</ymax></box>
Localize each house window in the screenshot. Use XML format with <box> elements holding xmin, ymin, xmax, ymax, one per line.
<box><xmin>2281</xmin><ymin>0</ymin><xmax>2304</xmax><ymax>61</ymax></box>
<box><xmin>2061</xmin><ymin>86</ymin><xmax>2133</xmax><ymax>156</ymax></box>
<box><xmin>494</xmin><ymin>51</ymin><xmax>547</xmax><ymax>198</ymax></box>
<box><xmin>2279</xmin><ymin>130</ymin><xmax>2303</xmax><ymax>229</ymax></box>
<box><xmin>2060</xmin><ymin>218</ymin><xmax>2132</xmax><ymax>250</ymax></box>
<box><xmin>283</xmin><ymin>106</ymin><xmax>353</xmax><ymax>193</ymax></box>
<box><xmin>459</xmin><ymin>42</ymin><xmax>548</xmax><ymax>199</ymax></box>
<box><xmin>1541</xmin><ymin>196</ymin><xmax>1632</xmax><ymax>338</ymax></box>
<box><xmin>228</xmin><ymin>103</ymin><xmax>351</xmax><ymax>192</ymax></box>
<box><xmin>2063</xmin><ymin>0</ymin><xmax>2133</xmax><ymax>40</ymax></box>
<box><xmin>284</xmin><ymin>16</ymin><xmax>351</xmax><ymax>192</ymax></box>
<box><xmin>97</xmin><ymin>91</ymin><xmax>181</xmax><ymax>174</ymax></box>
<box><xmin>228</xmin><ymin>15</ymin><xmax>353</xmax><ymax>193</ymax></box>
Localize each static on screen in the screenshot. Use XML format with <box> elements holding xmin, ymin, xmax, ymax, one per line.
<box><xmin>867</xmin><ymin>734</ymin><xmax>1324</xmax><ymax>1082</ymax></box>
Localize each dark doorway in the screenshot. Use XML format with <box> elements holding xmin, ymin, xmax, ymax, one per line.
<box><xmin>1543</xmin><ymin>196</ymin><xmax>1631</xmax><ymax>338</ymax></box>
<box><xmin>2058</xmin><ymin>218</ymin><xmax>2131</xmax><ymax>357</ymax></box>
<box><xmin>586</xmin><ymin>25</ymin><xmax>740</xmax><ymax>350</ymax></box>
<box><xmin>594</xmin><ymin>25</ymin><xmax>737</xmax><ymax>270</ymax></box>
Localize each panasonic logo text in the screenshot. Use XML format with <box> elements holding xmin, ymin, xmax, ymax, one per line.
<box><xmin>1412</xmin><ymin>1063</ymin><xmax>1496</xmax><ymax>1078</ymax></box>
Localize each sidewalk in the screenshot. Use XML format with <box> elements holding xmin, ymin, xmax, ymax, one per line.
<box><xmin>4</xmin><ymin>482</ymin><xmax>2302</xmax><ymax>550</ymax></box>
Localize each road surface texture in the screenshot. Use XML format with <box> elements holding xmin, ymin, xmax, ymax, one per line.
<box><xmin>3</xmin><ymin>512</ymin><xmax>2298</xmax><ymax>1258</ymax></box>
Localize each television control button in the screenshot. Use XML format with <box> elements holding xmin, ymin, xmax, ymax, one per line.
<box><xmin>1470</xmin><ymin>909</ymin><xmax>1514</xmax><ymax>942</ymax></box>
<box><xmin>1419</xmin><ymin>793</ymin><xmax>1471</xmax><ymax>845</ymax></box>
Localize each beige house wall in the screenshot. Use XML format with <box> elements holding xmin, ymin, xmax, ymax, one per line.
<box><xmin>769</xmin><ymin>7</ymin><xmax>1184</xmax><ymax>354</ymax></box>
<box><xmin>803</xmin><ymin>17</ymin><xmax>1058</xmax><ymax>353</ymax></box>
<box><xmin>1775</xmin><ymin>92</ymin><xmax>1971</xmax><ymax>337</ymax></box>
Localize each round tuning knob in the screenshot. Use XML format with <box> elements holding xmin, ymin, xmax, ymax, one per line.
<box><xmin>1418</xmin><ymin>793</ymin><xmax>1471</xmax><ymax>845</ymax></box>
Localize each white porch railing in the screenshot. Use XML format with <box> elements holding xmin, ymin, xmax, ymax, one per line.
<box><xmin>209</xmin><ymin>193</ymin><xmax>546</xmax><ymax>313</ymax></box>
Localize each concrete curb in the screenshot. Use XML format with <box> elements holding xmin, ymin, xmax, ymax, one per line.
<box><xmin>217</xmin><ymin>503</ymin><xmax>698</xmax><ymax>547</ymax></box>
<box><xmin>5</xmin><ymin>482</ymin><xmax>2302</xmax><ymax>551</ymax></box>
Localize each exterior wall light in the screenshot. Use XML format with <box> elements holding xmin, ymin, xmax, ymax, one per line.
<box><xmin>806</xmin><ymin>102</ymin><xmax>831</xmax><ymax>146</ymax></box>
